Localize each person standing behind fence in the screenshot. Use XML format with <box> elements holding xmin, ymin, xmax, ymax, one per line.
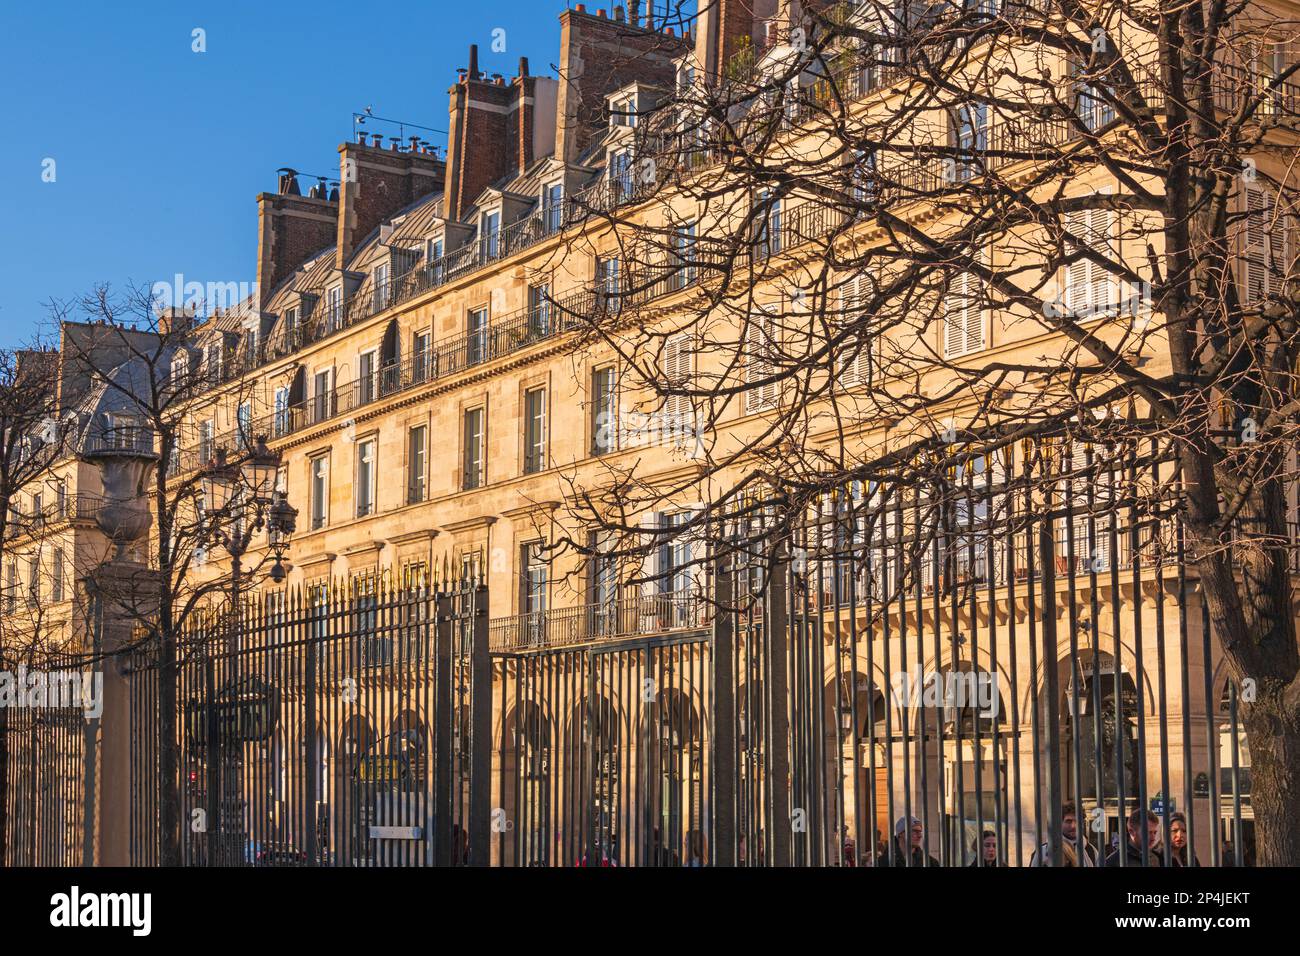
<box><xmin>968</xmin><ymin>830</ymin><xmax>999</xmax><ymax>867</ymax></box>
<box><xmin>1030</xmin><ymin>802</ymin><xmax>1098</xmax><ymax>866</ymax></box>
<box><xmin>1167</xmin><ymin>812</ymin><xmax>1199</xmax><ymax>867</ymax></box>
<box><xmin>1104</xmin><ymin>808</ymin><xmax>1163</xmax><ymax>867</ymax></box>
<box><xmin>880</xmin><ymin>816</ymin><xmax>940</xmax><ymax>867</ymax></box>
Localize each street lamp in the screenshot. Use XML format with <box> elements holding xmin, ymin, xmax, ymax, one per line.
<box><xmin>200</xmin><ymin>436</ymin><xmax>298</xmax><ymax>620</ymax></box>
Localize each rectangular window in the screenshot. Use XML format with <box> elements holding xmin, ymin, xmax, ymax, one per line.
<box><xmin>407</xmin><ymin>424</ymin><xmax>428</xmax><ymax>504</ymax></box>
<box><xmin>480</xmin><ymin>212</ymin><xmax>500</xmax><ymax>260</ymax></box>
<box><xmin>609</xmin><ymin>150</ymin><xmax>633</xmax><ymax>202</ymax></box>
<box><xmin>273</xmin><ymin>387</ymin><xmax>290</xmax><ymax>437</ymax></box>
<box><xmin>754</xmin><ymin>192</ymin><xmax>783</xmax><ymax>259</ymax></box>
<box><xmin>463</xmin><ymin>407</ymin><xmax>485</xmax><ymax>490</ymax></box>
<box><xmin>1244</xmin><ymin>185</ymin><xmax>1287</xmax><ymax>303</ymax></box>
<box><xmin>943</xmin><ymin>270</ymin><xmax>985</xmax><ymax>357</ymax></box>
<box><xmin>4</xmin><ymin>563</ymin><xmax>14</xmax><ymax>612</ymax></box>
<box><xmin>523</xmin><ymin>387</ymin><xmax>547</xmax><ymax>474</ymax></box>
<box><xmin>310</xmin><ymin>455</ymin><xmax>329</xmax><ymax>529</ymax></box>
<box><xmin>313</xmin><ymin>369</ymin><xmax>332</xmax><ymax>423</ymax></box>
<box><xmin>520</xmin><ymin>541</ymin><xmax>549</xmax><ymax>644</ymax></box>
<box><xmin>199</xmin><ymin>420</ymin><xmax>215</xmax><ymax>465</ymax></box>
<box><xmin>745</xmin><ymin>305</ymin><xmax>779</xmax><ymax>413</ymax></box>
<box><xmin>27</xmin><ymin>555</ymin><xmax>39</xmax><ymax>607</ymax></box>
<box><xmin>837</xmin><ymin>271</ymin><xmax>875</xmax><ymax>387</ymax></box>
<box><xmin>950</xmin><ymin>103</ymin><xmax>988</xmax><ymax>182</ymax></box>
<box><xmin>373</xmin><ymin>262</ymin><xmax>390</xmax><ymax>311</ymax></box>
<box><xmin>590</xmin><ymin>365</ymin><xmax>617</xmax><ymax>455</ymax></box>
<box><xmin>327</xmin><ymin>286</ymin><xmax>343</xmax><ymax>331</ymax></box>
<box><xmin>673</xmin><ymin>221</ymin><xmax>698</xmax><ymax>289</ymax></box>
<box><xmin>356</xmin><ymin>438</ymin><xmax>376</xmax><ymax>517</ymax></box>
<box><xmin>590</xmin><ymin>537</ymin><xmax>618</xmax><ymax>636</ymax></box>
<box><xmin>598</xmin><ymin>257</ymin><xmax>622</xmax><ymax>313</ymax></box>
<box><xmin>663</xmin><ymin>333</ymin><xmax>696</xmax><ymax>440</ymax></box>
<box><xmin>543</xmin><ymin>183</ymin><xmax>565</xmax><ymax>233</ymax></box>
<box><xmin>528</xmin><ymin>283</ymin><xmax>551</xmax><ymax>337</ymax></box>
<box><xmin>358</xmin><ymin>349</ymin><xmax>378</xmax><ymax>405</ymax></box>
<box><xmin>1064</xmin><ymin>206</ymin><xmax>1117</xmax><ymax>316</ymax></box>
<box><xmin>56</xmin><ymin>480</ymin><xmax>67</xmax><ymax>518</ymax></box>
<box><xmin>412</xmin><ymin>330</ymin><xmax>432</xmax><ymax>383</ymax></box>
<box><xmin>237</xmin><ymin>402</ymin><xmax>252</xmax><ymax>450</ymax></box>
<box><xmin>467</xmin><ymin>307</ymin><xmax>489</xmax><ymax>365</ymax></box>
<box><xmin>428</xmin><ymin>237</ymin><xmax>445</xmax><ymax>282</ymax></box>
<box><xmin>52</xmin><ymin>548</ymin><xmax>64</xmax><ymax>603</ymax></box>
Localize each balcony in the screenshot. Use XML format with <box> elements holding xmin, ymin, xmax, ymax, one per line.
<box><xmin>490</xmin><ymin>586</ymin><xmax>707</xmax><ymax>651</ymax></box>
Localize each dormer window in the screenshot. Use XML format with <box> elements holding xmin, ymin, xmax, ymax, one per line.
<box><xmin>373</xmin><ymin>261</ymin><xmax>390</xmax><ymax>310</ymax></box>
<box><xmin>326</xmin><ymin>285</ymin><xmax>343</xmax><ymax>332</ymax></box>
<box><xmin>542</xmin><ymin>182</ymin><xmax>565</xmax><ymax>234</ymax></box>
<box><xmin>610</xmin><ymin>94</ymin><xmax>638</xmax><ymax>128</ymax></box>
<box><xmin>480</xmin><ymin>211</ymin><xmax>501</xmax><ymax>261</ymax></box>
<box><xmin>609</xmin><ymin>149</ymin><xmax>633</xmax><ymax>203</ymax></box>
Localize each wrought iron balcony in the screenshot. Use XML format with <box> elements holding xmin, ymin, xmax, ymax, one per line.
<box><xmin>490</xmin><ymin>586</ymin><xmax>707</xmax><ymax>651</ymax></box>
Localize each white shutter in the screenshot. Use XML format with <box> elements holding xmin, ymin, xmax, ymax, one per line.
<box><xmin>944</xmin><ymin>270</ymin><xmax>982</xmax><ymax>358</ymax></box>
<box><xmin>1244</xmin><ymin>185</ymin><xmax>1286</xmax><ymax>303</ymax></box>
<box><xmin>663</xmin><ymin>333</ymin><xmax>695</xmax><ymax>437</ymax></box>
<box><xmin>1064</xmin><ymin>209</ymin><xmax>1088</xmax><ymax>314</ymax></box>
<box><xmin>745</xmin><ymin>306</ymin><xmax>779</xmax><ymax>412</ymax></box>
<box><xmin>837</xmin><ymin>273</ymin><xmax>873</xmax><ymax>387</ymax></box>
<box><xmin>1089</xmin><ymin>208</ymin><xmax>1116</xmax><ymax>312</ymax></box>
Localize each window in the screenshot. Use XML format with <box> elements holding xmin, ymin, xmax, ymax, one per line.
<box><xmin>427</xmin><ymin>237</ymin><xmax>445</xmax><ymax>282</ymax></box>
<box><xmin>407</xmin><ymin>424</ymin><xmax>428</xmax><ymax>504</ymax></box>
<box><xmin>745</xmin><ymin>305</ymin><xmax>780</xmax><ymax>413</ymax></box>
<box><xmin>598</xmin><ymin>257</ymin><xmax>622</xmax><ymax>313</ymax></box>
<box><xmin>528</xmin><ymin>283</ymin><xmax>551</xmax><ymax>337</ymax></box>
<box><xmin>326</xmin><ymin>286</ymin><xmax>343</xmax><ymax>331</ymax></box>
<box><xmin>313</xmin><ymin>369</ymin><xmax>332</xmax><ymax>423</ymax></box>
<box><xmin>1074</xmin><ymin>63</ymin><xmax>1115</xmax><ymax>132</ymax></box>
<box><xmin>523</xmin><ymin>387</ymin><xmax>547</xmax><ymax>474</ymax></box>
<box><xmin>274</xmin><ymin>387</ymin><xmax>290</xmax><ymax>437</ymax></box>
<box><xmin>199</xmin><ymin>420</ymin><xmax>215</xmax><ymax>465</ymax></box>
<box><xmin>358</xmin><ymin>349</ymin><xmax>378</xmax><ymax>405</ymax></box>
<box><xmin>52</xmin><ymin>548</ymin><xmax>64</xmax><ymax>603</ymax></box>
<box><xmin>543</xmin><ymin>182</ymin><xmax>564</xmax><ymax>233</ymax></box>
<box><xmin>1064</xmin><ymin>205</ymin><xmax>1117</xmax><ymax>317</ymax></box>
<box><xmin>30</xmin><ymin>491</ymin><xmax>42</xmax><ymax>520</ymax></box>
<box><xmin>851</xmin><ymin>148</ymin><xmax>878</xmax><ymax>209</ymax></box>
<box><xmin>480</xmin><ymin>211</ymin><xmax>501</xmax><ymax>260</ymax></box>
<box><xmin>27</xmin><ymin>555</ymin><xmax>39</xmax><ymax>607</ymax></box>
<box><xmin>950</xmin><ymin>103</ymin><xmax>988</xmax><ymax>182</ymax></box>
<box><xmin>754</xmin><ymin>191</ymin><xmax>783</xmax><ymax>259</ymax></box>
<box><xmin>170</xmin><ymin>352</ymin><xmax>190</xmax><ymax>389</ymax></box>
<box><xmin>663</xmin><ymin>333</ymin><xmax>696</xmax><ymax>443</ymax></box>
<box><xmin>610</xmin><ymin>94</ymin><xmax>637</xmax><ymax>128</ymax></box>
<box><xmin>943</xmin><ymin>269</ymin><xmax>984</xmax><ymax>358</ymax></box>
<box><xmin>284</xmin><ymin>306</ymin><xmax>299</xmax><ymax>342</ymax></box>
<box><xmin>237</xmin><ymin>402</ymin><xmax>252</xmax><ymax>449</ymax></box>
<box><xmin>591</xmin><ymin>365</ymin><xmax>617</xmax><ymax>455</ymax></box>
<box><xmin>373</xmin><ymin>262</ymin><xmax>390</xmax><ymax>310</ymax></box>
<box><xmin>356</xmin><ymin>438</ymin><xmax>376</xmax><ymax>517</ymax></box>
<box><xmin>609</xmin><ymin>149</ymin><xmax>633</xmax><ymax>202</ymax></box>
<box><xmin>837</xmin><ymin>271</ymin><xmax>876</xmax><ymax>387</ymax></box>
<box><xmin>310</xmin><ymin>455</ymin><xmax>329</xmax><ymax>529</ymax></box>
<box><xmin>520</xmin><ymin>541</ymin><xmax>549</xmax><ymax>644</ymax></box>
<box><xmin>55</xmin><ymin>480</ymin><xmax>67</xmax><ymax>518</ymax></box>
<box><xmin>4</xmin><ymin>563</ymin><xmax>14</xmax><ymax>613</ymax></box>
<box><xmin>467</xmin><ymin>307</ymin><xmax>489</xmax><ymax>365</ymax></box>
<box><xmin>412</xmin><ymin>330</ymin><xmax>432</xmax><ymax>383</ymax></box>
<box><xmin>1244</xmin><ymin>185</ymin><xmax>1287</xmax><ymax>303</ymax></box>
<box><xmin>590</xmin><ymin>536</ymin><xmax>618</xmax><ymax>635</ymax></box>
<box><xmin>672</xmin><ymin>221</ymin><xmax>698</xmax><ymax>289</ymax></box>
<box><xmin>657</xmin><ymin>511</ymin><xmax>693</xmax><ymax>602</ymax></box>
<box><xmin>205</xmin><ymin>343</ymin><xmax>223</xmax><ymax>384</ymax></box>
<box><xmin>463</xmin><ymin>407</ymin><xmax>485</xmax><ymax>490</ymax></box>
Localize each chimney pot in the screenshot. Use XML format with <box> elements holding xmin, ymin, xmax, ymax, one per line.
<box><xmin>665</xmin><ymin>26</ymin><xmax>674</xmax><ymax>35</ymax></box>
<box><xmin>389</xmin><ymin>137</ymin><xmax>401</xmax><ymax>150</ymax></box>
<box><xmin>372</xmin><ymin>133</ymin><xmax>384</xmax><ymax>148</ymax></box>
<box><xmin>357</xmin><ymin>130</ymin><xmax>367</xmax><ymax>144</ymax></box>
<box><xmin>576</xmin><ymin>3</ymin><xmax>586</xmax><ymax>12</ymax></box>
<box><xmin>597</xmin><ymin>7</ymin><xmax>605</xmax><ymax>16</ymax></box>
<box><xmin>468</xmin><ymin>44</ymin><xmax>479</xmax><ymax>79</ymax></box>
<box><xmin>614</xmin><ymin>5</ymin><xmax>624</xmax><ymax>21</ymax></box>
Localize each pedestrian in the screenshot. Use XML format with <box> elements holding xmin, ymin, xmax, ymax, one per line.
<box><xmin>841</xmin><ymin>836</ymin><xmax>857</xmax><ymax>866</ymax></box>
<box><xmin>879</xmin><ymin>815</ymin><xmax>940</xmax><ymax>867</ymax></box>
<box><xmin>1104</xmin><ymin>808</ymin><xmax>1163</xmax><ymax>867</ymax></box>
<box><xmin>684</xmin><ymin>829</ymin><xmax>707</xmax><ymax>867</ymax></box>
<box><xmin>968</xmin><ymin>829</ymin><xmax>999</xmax><ymax>867</ymax></box>
<box><xmin>1164</xmin><ymin>812</ymin><xmax>1199</xmax><ymax>867</ymax></box>
<box><xmin>1030</xmin><ymin>802</ymin><xmax>1098</xmax><ymax>866</ymax></box>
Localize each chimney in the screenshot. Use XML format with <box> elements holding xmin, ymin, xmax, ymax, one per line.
<box><xmin>256</xmin><ymin>182</ymin><xmax>339</xmax><ymax>308</ymax></box>
<box><xmin>695</xmin><ymin>0</ymin><xmax>769</xmax><ymax>82</ymax></box>
<box><xmin>157</xmin><ymin>306</ymin><xmax>196</xmax><ymax>337</ymax></box>
<box><xmin>334</xmin><ymin>139</ymin><xmax>446</xmax><ymax>268</ymax></box>
<box><xmin>554</xmin><ymin>5</ymin><xmax>689</xmax><ymax>165</ymax></box>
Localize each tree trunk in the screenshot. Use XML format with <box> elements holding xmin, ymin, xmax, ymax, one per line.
<box><xmin>1241</xmin><ymin>693</ymin><xmax>1300</xmax><ymax>865</ymax></box>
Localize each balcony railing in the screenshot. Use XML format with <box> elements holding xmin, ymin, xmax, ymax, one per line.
<box><xmin>490</xmin><ymin>586</ymin><xmax>707</xmax><ymax>651</ymax></box>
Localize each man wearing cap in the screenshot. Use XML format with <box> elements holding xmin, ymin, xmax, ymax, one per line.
<box><xmin>878</xmin><ymin>815</ymin><xmax>940</xmax><ymax>867</ymax></box>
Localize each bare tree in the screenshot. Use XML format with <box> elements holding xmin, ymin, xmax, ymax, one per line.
<box><xmin>560</xmin><ymin>0</ymin><xmax>1300</xmax><ymax>862</ymax></box>
<box><xmin>50</xmin><ymin>283</ymin><xmax>289</xmax><ymax>866</ymax></box>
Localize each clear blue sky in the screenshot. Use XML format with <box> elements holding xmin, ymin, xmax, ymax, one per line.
<box><xmin>0</xmin><ymin>0</ymin><xmax>626</xmax><ymax>347</ymax></box>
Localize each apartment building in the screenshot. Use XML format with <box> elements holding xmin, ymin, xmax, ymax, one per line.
<box><xmin>8</xmin><ymin>0</ymin><xmax>1297</xmax><ymax>866</ymax></box>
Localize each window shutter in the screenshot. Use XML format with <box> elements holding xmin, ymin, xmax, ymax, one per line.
<box><xmin>1244</xmin><ymin>185</ymin><xmax>1286</xmax><ymax>303</ymax></box>
<box><xmin>838</xmin><ymin>273</ymin><xmax>871</xmax><ymax>387</ymax></box>
<box><xmin>1089</xmin><ymin>209</ymin><xmax>1115</xmax><ymax>312</ymax></box>
<box><xmin>663</xmin><ymin>333</ymin><xmax>694</xmax><ymax>427</ymax></box>
<box><xmin>746</xmin><ymin>306</ymin><xmax>779</xmax><ymax>412</ymax></box>
<box><xmin>944</xmin><ymin>271</ymin><xmax>981</xmax><ymax>358</ymax></box>
<box><xmin>1064</xmin><ymin>209</ymin><xmax>1088</xmax><ymax>314</ymax></box>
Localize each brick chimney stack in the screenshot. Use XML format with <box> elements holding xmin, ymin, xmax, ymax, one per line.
<box><xmin>256</xmin><ymin>183</ymin><xmax>339</xmax><ymax>309</ymax></box>
<box><xmin>694</xmin><ymin>0</ymin><xmax>773</xmax><ymax>82</ymax></box>
<box><xmin>334</xmin><ymin>136</ymin><xmax>446</xmax><ymax>269</ymax></box>
<box><xmin>444</xmin><ymin>46</ymin><xmax>557</xmax><ymax>223</ymax></box>
<box><xmin>554</xmin><ymin>5</ymin><xmax>689</xmax><ymax>165</ymax></box>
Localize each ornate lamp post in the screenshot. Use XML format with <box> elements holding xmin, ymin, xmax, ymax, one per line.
<box><xmin>198</xmin><ymin>435</ymin><xmax>296</xmax><ymax>865</ymax></box>
<box><xmin>200</xmin><ymin>436</ymin><xmax>297</xmax><ymax>639</ymax></box>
